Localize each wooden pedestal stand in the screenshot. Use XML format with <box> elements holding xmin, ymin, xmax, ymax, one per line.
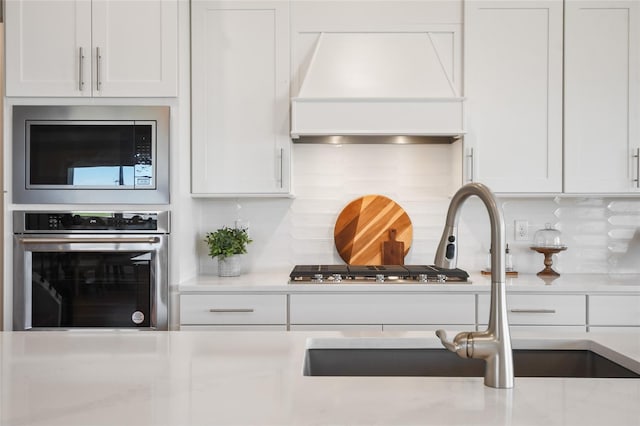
<box><xmin>530</xmin><ymin>246</ymin><xmax>567</xmax><ymax>277</ymax></box>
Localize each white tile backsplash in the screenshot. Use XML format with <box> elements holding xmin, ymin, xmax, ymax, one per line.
<box><xmin>197</xmin><ymin>144</ymin><xmax>640</xmax><ymax>275</ymax></box>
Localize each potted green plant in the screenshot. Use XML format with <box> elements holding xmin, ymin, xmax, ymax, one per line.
<box><xmin>204</xmin><ymin>226</ymin><xmax>253</xmax><ymax>276</ymax></box>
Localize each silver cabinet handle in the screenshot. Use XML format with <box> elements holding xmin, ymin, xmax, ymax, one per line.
<box><xmin>466</xmin><ymin>147</ymin><xmax>474</xmax><ymax>182</ymax></box>
<box><xmin>279</xmin><ymin>148</ymin><xmax>284</xmax><ymax>188</ymax></box>
<box><xmin>510</xmin><ymin>309</ymin><xmax>556</xmax><ymax>314</ymax></box>
<box><xmin>633</xmin><ymin>148</ymin><xmax>640</xmax><ymax>188</ymax></box>
<box><xmin>209</xmin><ymin>308</ymin><xmax>255</xmax><ymax>313</ymax></box>
<box><xmin>18</xmin><ymin>237</ymin><xmax>160</xmax><ymax>244</ymax></box>
<box><xmin>78</xmin><ymin>47</ymin><xmax>85</xmax><ymax>91</ymax></box>
<box><xmin>96</xmin><ymin>46</ymin><xmax>102</xmax><ymax>91</ymax></box>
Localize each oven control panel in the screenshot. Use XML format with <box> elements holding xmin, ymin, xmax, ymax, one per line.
<box><xmin>14</xmin><ymin>211</ymin><xmax>169</xmax><ymax>233</ymax></box>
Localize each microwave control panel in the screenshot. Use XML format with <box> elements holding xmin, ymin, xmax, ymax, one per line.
<box><xmin>134</xmin><ymin>124</ymin><xmax>154</xmax><ymax>188</ymax></box>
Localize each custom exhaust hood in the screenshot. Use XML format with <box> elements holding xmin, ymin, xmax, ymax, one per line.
<box><xmin>291</xmin><ymin>32</ymin><xmax>465</xmax><ymax>143</ymax></box>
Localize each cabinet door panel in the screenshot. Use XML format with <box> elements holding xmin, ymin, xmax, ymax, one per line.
<box><xmin>465</xmin><ymin>1</ymin><xmax>563</xmax><ymax>192</ymax></box>
<box><xmin>564</xmin><ymin>1</ymin><xmax>640</xmax><ymax>193</ymax></box>
<box><xmin>290</xmin><ymin>294</ymin><xmax>476</xmax><ymax>325</ymax></box>
<box><xmin>588</xmin><ymin>326</ymin><xmax>640</xmax><ymax>333</ymax></box>
<box><xmin>289</xmin><ymin>325</ymin><xmax>383</xmax><ymax>331</ymax></box>
<box><xmin>383</xmin><ymin>324</ymin><xmax>474</xmax><ymax>332</ymax></box>
<box><xmin>589</xmin><ymin>295</ymin><xmax>640</xmax><ymax>326</ymax></box>
<box><xmin>191</xmin><ymin>1</ymin><xmax>290</xmax><ymax>195</ymax></box>
<box><xmin>180</xmin><ymin>325</ymin><xmax>287</xmax><ymax>331</ymax></box>
<box><xmin>92</xmin><ymin>0</ymin><xmax>178</xmax><ymax>97</ymax></box>
<box><xmin>507</xmin><ymin>325</ymin><xmax>587</xmax><ymax>332</ymax></box>
<box><xmin>5</xmin><ymin>0</ymin><xmax>92</xmax><ymax>96</ymax></box>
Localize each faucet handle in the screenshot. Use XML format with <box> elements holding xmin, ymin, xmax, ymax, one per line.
<box><xmin>435</xmin><ymin>329</ymin><xmax>459</xmax><ymax>353</ymax></box>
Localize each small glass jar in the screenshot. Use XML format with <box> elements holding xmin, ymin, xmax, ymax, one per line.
<box><xmin>485</xmin><ymin>246</ymin><xmax>515</xmax><ymax>272</ymax></box>
<box><xmin>533</xmin><ymin>223</ymin><xmax>564</xmax><ymax>248</ymax></box>
<box><xmin>505</xmin><ymin>244</ymin><xmax>514</xmax><ymax>272</ymax></box>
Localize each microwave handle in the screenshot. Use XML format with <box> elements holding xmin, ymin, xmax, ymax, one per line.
<box><xmin>18</xmin><ymin>237</ymin><xmax>160</xmax><ymax>244</ymax></box>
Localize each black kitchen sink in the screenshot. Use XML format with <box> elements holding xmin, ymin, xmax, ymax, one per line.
<box><xmin>304</xmin><ymin>348</ymin><xmax>640</xmax><ymax>378</ymax></box>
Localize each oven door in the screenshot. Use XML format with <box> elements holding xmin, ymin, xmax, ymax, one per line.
<box><xmin>13</xmin><ymin>234</ymin><xmax>168</xmax><ymax>330</ymax></box>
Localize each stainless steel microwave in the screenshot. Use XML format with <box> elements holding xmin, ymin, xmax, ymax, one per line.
<box><xmin>13</xmin><ymin>105</ymin><xmax>170</xmax><ymax>204</ymax></box>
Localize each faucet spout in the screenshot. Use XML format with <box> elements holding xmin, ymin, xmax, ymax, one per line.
<box><xmin>434</xmin><ymin>182</ymin><xmax>514</xmax><ymax>389</ymax></box>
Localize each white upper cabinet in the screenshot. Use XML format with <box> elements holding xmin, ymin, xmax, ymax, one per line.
<box><xmin>5</xmin><ymin>0</ymin><xmax>178</xmax><ymax>97</ymax></box>
<box><xmin>464</xmin><ymin>0</ymin><xmax>564</xmax><ymax>193</ymax></box>
<box><xmin>5</xmin><ymin>0</ymin><xmax>91</xmax><ymax>97</ymax></box>
<box><xmin>564</xmin><ymin>0</ymin><xmax>640</xmax><ymax>193</ymax></box>
<box><xmin>191</xmin><ymin>1</ymin><xmax>291</xmax><ymax>196</ymax></box>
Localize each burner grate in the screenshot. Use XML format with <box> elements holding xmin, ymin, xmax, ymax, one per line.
<box><xmin>289</xmin><ymin>264</ymin><xmax>469</xmax><ymax>283</ymax></box>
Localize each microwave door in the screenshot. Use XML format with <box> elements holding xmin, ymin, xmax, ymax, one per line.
<box><xmin>27</xmin><ymin>121</ymin><xmax>138</xmax><ymax>189</ymax></box>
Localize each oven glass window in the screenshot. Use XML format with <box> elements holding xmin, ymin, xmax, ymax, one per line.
<box><xmin>31</xmin><ymin>251</ymin><xmax>151</xmax><ymax>328</ymax></box>
<box><xmin>28</xmin><ymin>124</ymin><xmax>151</xmax><ymax>187</ymax></box>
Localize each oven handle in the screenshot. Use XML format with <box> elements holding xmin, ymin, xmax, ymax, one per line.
<box><xmin>17</xmin><ymin>237</ymin><xmax>161</xmax><ymax>244</ymax></box>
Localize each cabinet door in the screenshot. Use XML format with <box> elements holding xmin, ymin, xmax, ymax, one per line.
<box><xmin>5</xmin><ymin>0</ymin><xmax>92</xmax><ymax>97</ymax></box>
<box><xmin>290</xmin><ymin>293</ymin><xmax>476</xmax><ymax>326</ymax></box>
<box><xmin>464</xmin><ymin>1</ymin><xmax>563</xmax><ymax>192</ymax></box>
<box><xmin>191</xmin><ymin>1</ymin><xmax>291</xmax><ymax>195</ymax></box>
<box><xmin>589</xmin><ymin>295</ymin><xmax>640</xmax><ymax>326</ymax></box>
<box><xmin>91</xmin><ymin>0</ymin><xmax>178</xmax><ymax>97</ymax></box>
<box><xmin>564</xmin><ymin>1</ymin><xmax>640</xmax><ymax>193</ymax></box>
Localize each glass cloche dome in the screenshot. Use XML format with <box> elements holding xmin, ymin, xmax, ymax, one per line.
<box><xmin>533</xmin><ymin>223</ymin><xmax>565</xmax><ymax>248</ymax></box>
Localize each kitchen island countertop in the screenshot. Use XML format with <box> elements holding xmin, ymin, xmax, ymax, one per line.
<box><xmin>2</xmin><ymin>329</ymin><xmax>640</xmax><ymax>426</ymax></box>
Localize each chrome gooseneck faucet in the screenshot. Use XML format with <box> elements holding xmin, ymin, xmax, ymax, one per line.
<box><xmin>434</xmin><ymin>182</ymin><xmax>514</xmax><ymax>388</ymax></box>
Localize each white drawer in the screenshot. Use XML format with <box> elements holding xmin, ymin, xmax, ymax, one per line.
<box><xmin>588</xmin><ymin>326</ymin><xmax>640</xmax><ymax>333</ymax></box>
<box><xmin>180</xmin><ymin>325</ymin><xmax>287</xmax><ymax>331</ymax></box>
<box><xmin>290</xmin><ymin>293</ymin><xmax>475</xmax><ymax>325</ymax></box>
<box><xmin>589</xmin><ymin>295</ymin><xmax>640</xmax><ymax>326</ymax></box>
<box><xmin>383</xmin><ymin>324</ymin><xmax>475</xmax><ymax>332</ymax></box>
<box><xmin>289</xmin><ymin>324</ymin><xmax>383</xmax><ymax>331</ymax></box>
<box><xmin>180</xmin><ymin>294</ymin><xmax>287</xmax><ymax>325</ymax></box>
<box><xmin>478</xmin><ymin>294</ymin><xmax>585</xmax><ymax>326</ymax></box>
<box><xmin>509</xmin><ymin>325</ymin><xmax>587</xmax><ymax>333</ymax></box>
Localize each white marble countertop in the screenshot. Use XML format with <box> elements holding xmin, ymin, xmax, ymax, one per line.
<box><xmin>2</xmin><ymin>329</ymin><xmax>640</xmax><ymax>426</ymax></box>
<box><xmin>179</xmin><ymin>269</ymin><xmax>640</xmax><ymax>293</ymax></box>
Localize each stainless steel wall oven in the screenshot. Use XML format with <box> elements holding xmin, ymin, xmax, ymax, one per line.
<box><xmin>12</xmin><ymin>105</ymin><xmax>170</xmax><ymax>204</ymax></box>
<box><xmin>13</xmin><ymin>211</ymin><xmax>169</xmax><ymax>330</ymax></box>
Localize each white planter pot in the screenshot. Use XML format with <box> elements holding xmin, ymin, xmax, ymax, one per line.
<box><xmin>218</xmin><ymin>255</ymin><xmax>241</xmax><ymax>277</ymax></box>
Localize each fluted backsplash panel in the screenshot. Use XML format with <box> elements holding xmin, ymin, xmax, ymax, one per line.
<box><xmin>198</xmin><ymin>144</ymin><xmax>640</xmax><ymax>275</ymax></box>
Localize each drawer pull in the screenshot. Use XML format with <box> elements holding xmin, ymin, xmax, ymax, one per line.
<box><xmin>209</xmin><ymin>308</ymin><xmax>255</xmax><ymax>313</ymax></box>
<box><xmin>510</xmin><ymin>309</ymin><xmax>556</xmax><ymax>314</ymax></box>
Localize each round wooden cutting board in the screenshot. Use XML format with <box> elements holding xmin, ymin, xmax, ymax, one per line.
<box><xmin>334</xmin><ymin>195</ymin><xmax>413</xmax><ymax>265</ymax></box>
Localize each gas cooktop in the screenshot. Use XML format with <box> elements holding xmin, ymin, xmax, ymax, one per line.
<box><xmin>289</xmin><ymin>265</ymin><xmax>470</xmax><ymax>284</ymax></box>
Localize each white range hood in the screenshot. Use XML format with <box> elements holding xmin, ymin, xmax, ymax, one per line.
<box><xmin>291</xmin><ymin>32</ymin><xmax>465</xmax><ymax>141</ymax></box>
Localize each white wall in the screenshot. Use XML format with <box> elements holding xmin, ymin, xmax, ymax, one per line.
<box><xmin>197</xmin><ymin>143</ymin><xmax>461</xmax><ymax>274</ymax></box>
<box><xmin>497</xmin><ymin>197</ymin><xmax>640</xmax><ymax>275</ymax></box>
<box><xmin>195</xmin><ymin>144</ymin><xmax>640</xmax><ymax>276</ymax></box>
